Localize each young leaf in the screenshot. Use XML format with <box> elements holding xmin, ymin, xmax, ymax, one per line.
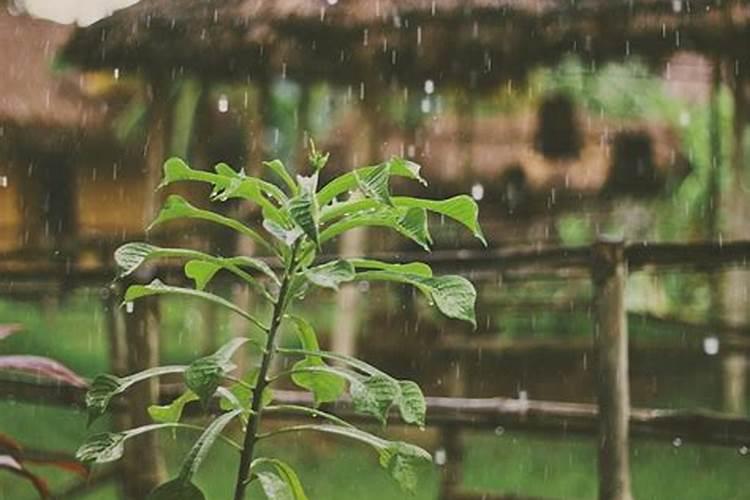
<box><xmin>252</xmin><ymin>458</ymin><xmax>309</xmax><ymax>500</ymax></box>
<box><xmin>307</xmin><ymin>138</ymin><xmax>330</xmax><ymax>172</ymax></box>
<box><xmin>396</xmin><ymin>381</ymin><xmax>427</xmax><ymax>429</ymax></box>
<box><xmin>288</xmin><ymin>174</ymin><xmax>320</xmax><ymax>248</ymax></box>
<box><xmin>148</xmin><ymin>391</ymin><xmax>199</xmax><ymax>424</ymax></box>
<box><xmin>86</xmin><ymin>366</ymin><xmax>187</xmax><ymax>425</ymax></box>
<box><xmin>303</xmin><ymin>260</ymin><xmax>355</xmax><ymax>290</ymax></box>
<box><xmin>350</xmin><ymin>375</ymin><xmax>400</xmax><ymax>424</ymax></box>
<box><xmin>125</xmin><ymin>279</ymin><xmax>268</xmax><ymax>331</ymax></box>
<box><xmin>263</xmin><ymin>159</ymin><xmax>298</xmax><ymax>195</ymax></box>
<box><xmin>287</xmin><ymin>316</ymin><xmax>346</xmax><ymax>405</ymax></box>
<box><xmin>147</xmin><ymin>479</ymin><xmax>205</xmax><ymax>500</ymax></box>
<box><xmin>394</xmin><ymin>195</ymin><xmax>486</xmax><ymax>245</ymax></box>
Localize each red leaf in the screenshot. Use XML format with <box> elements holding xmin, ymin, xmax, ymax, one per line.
<box><xmin>0</xmin><ymin>433</ymin><xmax>22</xmax><ymax>455</ymax></box>
<box><xmin>23</xmin><ymin>457</ymin><xmax>89</xmax><ymax>478</ymax></box>
<box><xmin>0</xmin><ymin>324</ymin><xmax>22</xmax><ymax>341</ymax></box>
<box><xmin>0</xmin><ymin>355</ymin><xmax>88</xmax><ymax>388</ymax></box>
<box><xmin>0</xmin><ymin>454</ymin><xmax>50</xmax><ymax>499</ymax></box>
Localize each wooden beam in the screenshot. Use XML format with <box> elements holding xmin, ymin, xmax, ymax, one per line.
<box><xmin>4</xmin><ymin>381</ymin><xmax>750</xmax><ymax>448</ymax></box>
<box><xmin>591</xmin><ymin>239</ymin><xmax>632</xmax><ymax>500</ymax></box>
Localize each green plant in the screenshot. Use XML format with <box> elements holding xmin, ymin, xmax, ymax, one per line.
<box><xmin>76</xmin><ymin>144</ymin><xmax>484</xmax><ymax>499</ymax></box>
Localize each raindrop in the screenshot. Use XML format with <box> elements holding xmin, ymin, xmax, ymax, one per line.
<box><xmin>416</xmin><ymin>26</ymin><xmax>422</xmax><ymax>45</ymax></box>
<box><xmin>739</xmin><ymin>446</ymin><xmax>749</xmax><ymax>456</ymax></box>
<box><xmin>113</xmin><ymin>68</ymin><xmax>120</xmax><ymax>80</ymax></box>
<box><xmin>471</xmin><ymin>183</ymin><xmax>484</xmax><ymax>201</ymax></box>
<box><xmin>217</xmin><ymin>94</ymin><xmax>229</xmax><ymax>113</ymax></box>
<box><xmin>672</xmin><ymin>437</ymin><xmax>683</xmax><ymax>448</ymax></box>
<box><xmin>679</xmin><ymin>111</ymin><xmax>691</xmax><ymax>126</ymax></box>
<box><xmin>434</xmin><ymin>448</ymin><xmax>447</xmax><ymax>465</ymax></box>
<box><xmin>358</xmin><ymin>281</ymin><xmax>370</xmax><ymax>293</ymax></box>
<box><xmin>494</xmin><ymin>426</ymin><xmax>505</xmax><ymax>436</ymax></box>
<box><xmin>703</xmin><ymin>336</ymin><xmax>720</xmax><ymax>356</ymax></box>
<box><xmin>424</xmin><ymin>79</ymin><xmax>435</xmax><ymax>95</ymax></box>
<box><xmin>327</xmin><ymin>0</ymin><xmax>338</xmax><ymax>5</ymax></box>
<box><xmin>0</xmin><ymin>176</ymin><xmax>7</xmax><ymax>188</ymax></box>
<box><xmin>125</xmin><ymin>302</ymin><xmax>134</xmax><ymax>314</ymax></box>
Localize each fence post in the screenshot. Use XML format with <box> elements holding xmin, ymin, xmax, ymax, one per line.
<box><xmin>591</xmin><ymin>238</ymin><xmax>633</xmax><ymax>500</ymax></box>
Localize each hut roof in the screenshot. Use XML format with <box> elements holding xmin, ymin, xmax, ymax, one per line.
<box><xmin>60</xmin><ymin>0</ymin><xmax>750</xmax><ymax>90</ymax></box>
<box><xmin>0</xmin><ymin>9</ymin><xmax>109</xmax><ymax>132</ymax></box>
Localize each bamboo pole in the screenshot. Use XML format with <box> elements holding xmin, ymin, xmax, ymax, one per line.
<box><xmin>591</xmin><ymin>239</ymin><xmax>633</xmax><ymax>500</ymax></box>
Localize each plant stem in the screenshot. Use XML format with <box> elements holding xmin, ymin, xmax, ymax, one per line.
<box><xmin>232</xmin><ymin>246</ymin><xmax>298</xmax><ymax>500</ymax></box>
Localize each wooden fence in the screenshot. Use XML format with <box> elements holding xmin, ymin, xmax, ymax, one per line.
<box><xmin>3</xmin><ymin>238</ymin><xmax>750</xmax><ymax>499</ymax></box>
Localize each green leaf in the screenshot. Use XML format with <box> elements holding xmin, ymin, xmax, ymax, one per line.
<box><xmin>185</xmin><ymin>338</ymin><xmax>250</xmax><ymax>407</ymax></box>
<box><xmin>114</xmin><ymin>243</ymin><xmax>279</xmax><ymax>289</ymax></box>
<box><xmin>263</xmin><ymin>159</ymin><xmax>298</xmax><ymax>195</ymax></box>
<box><xmin>86</xmin><ymin>366</ymin><xmax>187</xmax><ymax>425</ymax></box>
<box><xmin>178</xmin><ymin>410</ymin><xmax>242</xmax><ymax>482</ymax></box>
<box><xmin>252</xmin><ymin>459</ymin><xmax>309</xmax><ymax>500</ymax></box>
<box><xmin>259</xmin><ymin>424</ymin><xmax>431</xmax><ymax>493</ymax></box>
<box><xmin>185</xmin><ymin>260</ymin><xmax>220</xmax><ymax>291</ymax></box>
<box><xmin>303</xmin><ymin>260</ymin><xmax>355</xmax><ymax>290</ymax></box>
<box><xmin>219</xmin><ymin>369</ymin><xmax>273</xmax><ymax>412</ymax></box>
<box><xmin>349</xmin><ymin>259</ymin><xmax>432</xmax><ymax>277</ymax></box>
<box><xmin>147</xmin><ymin>479</ymin><xmax>205</xmax><ymax>500</ymax></box>
<box><xmin>161</xmin><ymin>157</ymin><xmax>287</xmax><ymax>209</ymax></box>
<box><xmin>257</xmin><ymin>472</ymin><xmax>294</xmax><ymax>500</ymax></box>
<box><xmin>317</xmin><ymin>157</ymin><xmax>426</xmax><ymax>206</ymax></box>
<box><xmin>307</xmin><ymin>138</ymin><xmax>330</xmax><ymax>172</ymax></box>
<box><xmin>397</xmin><ymin>207</ymin><xmax>432</xmax><ymax>250</ymax></box>
<box><xmin>355</xmin><ymin>272</ymin><xmax>477</xmax><ymax>328</ymax></box>
<box><xmin>288</xmin><ymin>174</ymin><xmax>320</xmax><ymax>248</ymax></box>
<box><xmin>350</xmin><ymin>375</ymin><xmax>400</xmax><ymax>424</ymax></box>
<box><xmin>148</xmin><ymin>391</ymin><xmax>199</xmax><ymax>424</ymax></box>
<box><xmin>287</xmin><ymin>316</ymin><xmax>346</xmax><ymax>405</ymax></box>
<box><xmin>378</xmin><ymin>441</ymin><xmax>432</xmax><ymax>494</ymax></box>
<box><xmin>76</xmin><ymin>432</ymin><xmax>126</xmax><ymax>464</ymax></box>
<box><xmin>396</xmin><ymin>381</ymin><xmax>426</xmax><ymax>429</ymax></box>
<box><xmin>185</xmin><ymin>358</ymin><xmax>225</xmax><ymax>408</ymax></box>
<box><xmin>394</xmin><ymin>195</ymin><xmax>486</xmax><ymax>245</ymax></box>
<box><xmin>148</xmin><ymin>195</ymin><xmax>274</xmax><ymax>253</ymax></box>
<box><xmin>319</xmin><ymin>206</ymin><xmax>432</xmax><ymax>251</ymax></box>
<box><xmin>354</xmin><ymin>163</ymin><xmax>393</xmax><ymax>206</ymax></box>
<box><xmin>125</xmin><ymin>279</ymin><xmax>267</xmax><ymax>331</ymax></box>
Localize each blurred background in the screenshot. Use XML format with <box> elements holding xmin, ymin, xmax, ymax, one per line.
<box><xmin>2</xmin><ymin>1</ymin><xmax>750</xmax><ymax>499</ymax></box>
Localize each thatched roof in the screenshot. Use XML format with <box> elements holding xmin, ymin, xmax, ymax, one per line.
<box><xmin>60</xmin><ymin>0</ymin><xmax>750</xmax><ymax>90</ymax></box>
<box><xmin>0</xmin><ymin>9</ymin><xmax>109</xmax><ymax>133</ymax></box>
